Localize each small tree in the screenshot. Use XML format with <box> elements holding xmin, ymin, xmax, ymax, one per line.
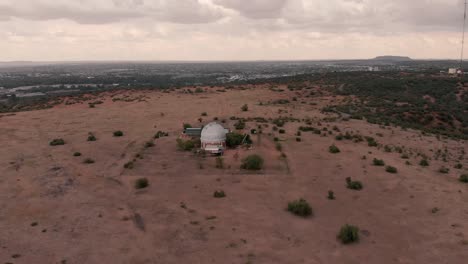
<box><xmin>329</xmin><ymin>144</ymin><xmax>340</xmax><ymax>154</ymax></box>
<box><xmin>327</xmin><ymin>191</ymin><xmax>335</xmax><ymax>200</ymax></box>
<box><xmin>241</xmin><ymin>154</ymin><xmax>264</xmax><ymax>170</ymax></box>
<box><xmin>287</xmin><ymin>198</ymin><xmax>313</xmax><ymax>217</ymax></box>
<box><xmin>338</xmin><ymin>224</ymin><xmax>360</xmax><ymax>244</ymax></box>
<box><xmin>73</xmin><ymin>152</ymin><xmax>82</xmax><ymax>157</ymax></box>
<box><xmin>241</xmin><ymin>104</ymin><xmax>248</xmax><ymax>112</ymax></box>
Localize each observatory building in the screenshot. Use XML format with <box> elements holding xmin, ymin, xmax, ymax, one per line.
<box><xmin>200</xmin><ymin>122</ymin><xmax>228</xmax><ymax>154</ymax></box>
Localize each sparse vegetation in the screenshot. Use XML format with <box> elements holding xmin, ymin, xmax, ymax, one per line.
<box><xmin>241</xmin><ymin>104</ymin><xmax>249</xmax><ymax>112</ymax></box>
<box><xmin>241</xmin><ymin>154</ymin><xmax>264</xmax><ymax>170</ymax></box>
<box><xmin>373</xmin><ymin>158</ymin><xmax>385</xmax><ymax>166</ymax></box>
<box><xmin>135</xmin><ymin>178</ymin><xmax>149</xmax><ymax>189</ymax></box>
<box><xmin>87</xmin><ymin>133</ymin><xmax>97</xmax><ymax>141</ymax></box>
<box><xmin>226</xmin><ymin>132</ymin><xmax>251</xmax><ymax>148</ymax></box>
<box><xmin>287</xmin><ymin>199</ymin><xmax>313</xmax><ymax>217</ymax></box>
<box><xmin>113</xmin><ymin>131</ymin><xmax>124</xmax><ymax>137</ymax></box>
<box><xmin>329</xmin><ymin>144</ymin><xmax>340</xmax><ymax>154</ymax></box>
<box><xmin>438</xmin><ymin>167</ymin><xmax>450</xmax><ymax>174</ymax></box>
<box><xmin>459</xmin><ymin>174</ymin><xmax>468</xmax><ymax>183</ymax></box>
<box><xmin>213</xmin><ymin>190</ymin><xmax>226</xmax><ymax>198</ymax></box>
<box><xmin>83</xmin><ymin>158</ymin><xmax>95</xmax><ymax>164</ymax></box>
<box><xmin>419</xmin><ymin>159</ymin><xmax>430</xmax><ymax>167</ymax></box>
<box><xmin>327</xmin><ymin>191</ymin><xmax>335</xmax><ymax>200</ymax></box>
<box><xmin>176</xmin><ymin>138</ymin><xmax>195</xmax><ymax>151</ymax></box>
<box><xmin>337</xmin><ymin>224</ymin><xmax>360</xmax><ymax>244</ymax></box>
<box><xmin>154</xmin><ymin>131</ymin><xmax>169</xmax><ymax>139</ymax></box>
<box><xmin>215</xmin><ymin>157</ymin><xmax>224</xmax><ymax>169</ymax></box>
<box><xmin>234</xmin><ymin>120</ymin><xmax>246</xmax><ymax>130</ymax></box>
<box><xmin>346</xmin><ymin>177</ymin><xmax>363</xmax><ymax>190</ymax></box>
<box><xmin>144</xmin><ymin>141</ymin><xmax>155</xmax><ymax>148</ymax></box>
<box><xmin>49</xmin><ymin>138</ymin><xmax>65</xmax><ymax>146</ymax></box>
<box><xmin>124</xmin><ymin>161</ymin><xmax>134</xmax><ymax>169</ymax></box>
<box><xmin>73</xmin><ymin>152</ymin><xmax>82</xmax><ymax>157</ymax></box>
<box><xmin>385</xmin><ymin>166</ymin><xmax>398</xmax><ymax>173</ymax></box>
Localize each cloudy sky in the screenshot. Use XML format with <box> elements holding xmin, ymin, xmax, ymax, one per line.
<box><xmin>0</xmin><ymin>0</ymin><xmax>465</xmax><ymax>61</ymax></box>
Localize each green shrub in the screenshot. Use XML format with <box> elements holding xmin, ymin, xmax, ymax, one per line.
<box><xmin>459</xmin><ymin>174</ymin><xmax>468</xmax><ymax>183</ymax></box>
<box><xmin>241</xmin><ymin>154</ymin><xmax>264</xmax><ymax>170</ymax></box>
<box><xmin>215</xmin><ymin>157</ymin><xmax>224</xmax><ymax>169</ymax></box>
<box><xmin>275</xmin><ymin>142</ymin><xmax>283</xmax><ymax>151</ymax></box>
<box><xmin>201</xmin><ymin>112</ymin><xmax>208</xmax><ymax>116</ymax></box>
<box><xmin>87</xmin><ymin>133</ymin><xmax>97</xmax><ymax>142</ymax></box>
<box><xmin>83</xmin><ymin>158</ymin><xmax>95</xmax><ymax>164</ymax></box>
<box><xmin>154</xmin><ymin>131</ymin><xmax>169</xmax><ymax>139</ymax></box>
<box><xmin>278</xmin><ymin>129</ymin><xmax>286</xmax><ymax>134</ymax></box>
<box><xmin>135</xmin><ymin>178</ymin><xmax>149</xmax><ymax>189</ymax></box>
<box><xmin>176</xmin><ymin>139</ymin><xmax>195</xmax><ymax>151</ymax></box>
<box><xmin>183</xmin><ymin>123</ymin><xmax>192</xmax><ymax>129</ymax></box>
<box><xmin>234</xmin><ymin>120</ymin><xmax>246</xmax><ymax>130</ymax></box>
<box><xmin>346</xmin><ymin>177</ymin><xmax>363</xmax><ymax>190</ymax></box>
<box><xmin>226</xmin><ymin>132</ymin><xmax>250</xmax><ymax>148</ymax></box>
<box><xmin>50</xmin><ymin>139</ymin><xmax>65</xmax><ymax>146</ymax></box>
<box><xmin>213</xmin><ymin>190</ymin><xmax>226</xmax><ymax>198</ymax></box>
<box><xmin>337</xmin><ymin>224</ymin><xmax>360</xmax><ymax>244</ymax></box>
<box><xmin>327</xmin><ymin>191</ymin><xmax>335</xmax><ymax>200</ymax></box>
<box><xmin>401</xmin><ymin>154</ymin><xmax>409</xmax><ymax>159</ymax></box>
<box><xmin>419</xmin><ymin>159</ymin><xmax>430</xmax><ymax>167</ymax></box>
<box><xmin>454</xmin><ymin>163</ymin><xmax>463</xmax><ymax>169</ymax></box>
<box><xmin>329</xmin><ymin>144</ymin><xmax>340</xmax><ymax>154</ymax></box>
<box><xmin>73</xmin><ymin>152</ymin><xmax>82</xmax><ymax>157</ymax></box>
<box><xmin>241</xmin><ymin>104</ymin><xmax>249</xmax><ymax>112</ymax></box>
<box><xmin>438</xmin><ymin>167</ymin><xmax>449</xmax><ymax>174</ymax></box>
<box><xmin>385</xmin><ymin>166</ymin><xmax>398</xmax><ymax>173</ymax></box>
<box><xmin>124</xmin><ymin>161</ymin><xmax>134</xmax><ymax>169</ymax></box>
<box><xmin>296</xmin><ymin>137</ymin><xmax>302</xmax><ymax>142</ymax></box>
<box><xmin>373</xmin><ymin>158</ymin><xmax>385</xmax><ymax>166</ymax></box>
<box><xmin>287</xmin><ymin>198</ymin><xmax>313</xmax><ymax>217</ymax></box>
<box><xmin>113</xmin><ymin>131</ymin><xmax>124</xmax><ymax>137</ymax></box>
<box><xmin>144</xmin><ymin>141</ymin><xmax>155</xmax><ymax>148</ymax></box>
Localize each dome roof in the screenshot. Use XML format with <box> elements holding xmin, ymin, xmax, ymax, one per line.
<box><xmin>201</xmin><ymin>122</ymin><xmax>227</xmax><ymax>142</ymax></box>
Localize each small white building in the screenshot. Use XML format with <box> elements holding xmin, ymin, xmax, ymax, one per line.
<box><xmin>448</xmin><ymin>68</ymin><xmax>458</xmax><ymax>74</ymax></box>
<box><xmin>200</xmin><ymin>122</ymin><xmax>228</xmax><ymax>154</ymax></box>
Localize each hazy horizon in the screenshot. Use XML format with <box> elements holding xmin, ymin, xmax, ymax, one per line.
<box><xmin>0</xmin><ymin>0</ymin><xmax>466</xmax><ymax>61</ymax></box>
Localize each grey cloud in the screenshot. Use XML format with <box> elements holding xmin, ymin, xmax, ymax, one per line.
<box><xmin>0</xmin><ymin>0</ymin><xmax>224</xmax><ymax>24</ymax></box>
<box><xmin>213</xmin><ymin>0</ymin><xmax>288</xmax><ymax>18</ymax></box>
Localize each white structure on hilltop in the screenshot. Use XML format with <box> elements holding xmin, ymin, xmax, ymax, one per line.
<box><xmin>201</xmin><ymin>122</ymin><xmax>228</xmax><ymax>154</ymax></box>
<box><xmin>448</xmin><ymin>68</ymin><xmax>458</xmax><ymax>74</ymax></box>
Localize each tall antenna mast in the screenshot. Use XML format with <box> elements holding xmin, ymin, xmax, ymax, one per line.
<box><xmin>460</xmin><ymin>0</ymin><xmax>467</xmax><ymax>71</ymax></box>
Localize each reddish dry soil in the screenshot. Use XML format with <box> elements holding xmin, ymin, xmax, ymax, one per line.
<box><xmin>0</xmin><ymin>87</ymin><xmax>467</xmax><ymax>264</ymax></box>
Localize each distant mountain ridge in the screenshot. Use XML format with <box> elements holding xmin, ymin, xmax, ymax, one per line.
<box><xmin>372</xmin><ymin>56</ymin><xmax>412</xmax><ymax>62</ymax></box>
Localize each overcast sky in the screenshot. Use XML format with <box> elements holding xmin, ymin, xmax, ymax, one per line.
<box><xmin>0</xmin><ymin>0</ymin><xmax>465</xmax><ymax>61</ymax></box>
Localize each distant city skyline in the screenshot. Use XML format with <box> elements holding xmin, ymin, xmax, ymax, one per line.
<box><xmin>0</xmin><ymin>0</ymin><xmax>465</xmax><ymax>61</ymax></box>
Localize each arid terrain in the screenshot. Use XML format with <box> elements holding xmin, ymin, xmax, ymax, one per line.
<box><xmin>0</xmin><ymin>85</ymin><xmax>467</xmax><ymax>264</ymax></box>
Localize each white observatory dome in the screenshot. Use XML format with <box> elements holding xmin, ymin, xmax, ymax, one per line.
<box><xmin>201</xmin><ymin>122</ymin><xmax>227</xmax><ymax>143</ymax></box>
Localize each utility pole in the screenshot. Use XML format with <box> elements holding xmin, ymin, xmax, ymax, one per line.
<box><xmin>460</xmin><ymin>0</ymin><xmax>467</xmax><ymax>72</ymax></box>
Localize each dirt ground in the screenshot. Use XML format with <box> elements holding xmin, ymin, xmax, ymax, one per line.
<box><xmin>0</xmin><ymin>86</ymin><xmax>467</xmax><ymax>264</ymax></box>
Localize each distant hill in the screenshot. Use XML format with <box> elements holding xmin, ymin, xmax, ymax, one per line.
<box><xmin>372</xmin><ymin>56</ymin><xmax>412</xmax><ymax>62</ymax></box>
